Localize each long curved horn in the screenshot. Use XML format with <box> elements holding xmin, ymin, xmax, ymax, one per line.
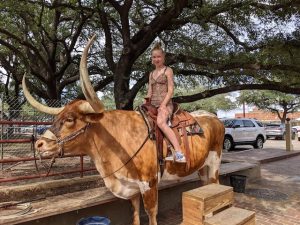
<box><xmin>80</xmin><ymin>35</ymin><xmax>105</xmax><ymax>113</ymax></box>
<box><xmin>22</xmin><ymin>74</ymin><xmax>64</xmax><ymax>115</ymax></box>
<box><xmin>78</xmin><ymin>101</ymin><xmax>96</xmax><ymax>114</ymax></box>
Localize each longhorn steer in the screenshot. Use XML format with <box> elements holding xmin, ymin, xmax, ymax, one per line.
<box><xmin>22</xmin><ymin>36</ymin><xmax>225</xmax><ymax>225</ymax></box>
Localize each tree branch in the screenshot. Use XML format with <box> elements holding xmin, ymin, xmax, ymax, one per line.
<box><xmin>250</xmin><ymin>1</ymin><xmax>300</xmax><ymax>11</ymax></box>
<box><xmin>98</xmin><ymin>7</ymin><xmax>116</xmax><ymax>71</ymax></box>
<box><xmin>208</xmin><ymin>19</ymin><xmax>265</xmax><ymax>51</ymax></box>
<box><xmin>0</xmin><ymin>28</ymin><xmax>50</xmax><ymax>71</ymax></box>
<box><xmin>173</xmin><ymin>83</ymin><xmax>300</xmax><ymax>103</ymax></box>
<box><xmin>131</xmin><ymin>0</ymin><xmax>189</xmax><ymax>57</ymax></box>
<box><xmin>127</xmin><ymin>72</ymin><xmax>149</xmax><ymax>100</ymax></box>
<box><xmin>76</xmin><ymin>76</ymin><xmax>114</xmax><ymax>99</ymax></box>
<box><xmin>166</xmin><ymin>53</ymin><xmax>300</xmax><ymax>73</ymax></box>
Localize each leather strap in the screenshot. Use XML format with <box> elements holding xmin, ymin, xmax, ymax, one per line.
<box><xmin>181</xmin><ymin>126</ymin><xmax>191</xmax><ymax>171</ymax></box>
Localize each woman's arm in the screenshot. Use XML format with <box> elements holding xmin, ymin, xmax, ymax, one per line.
<box><xmin>161</xmin><ymin>67</ymin><xmax>174</xmax><ymax>107</ymax></box>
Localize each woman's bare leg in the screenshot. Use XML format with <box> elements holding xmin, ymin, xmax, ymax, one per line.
<box><xmin>157</xmin><ymin>108</ymin><xmax>181</xmax><ymax>151</ymax></box>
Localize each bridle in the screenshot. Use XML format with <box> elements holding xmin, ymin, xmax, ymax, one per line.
<box><xmin>41</xmin><ymin>123</ymin><xmax>90</xmax><ymax>158</ymax></box>
<box><xmin>57</xmin><ymin>124</ymin><xmax>90</xmax><ymax>157</ymax></box>
<box><xmin>35</xmin><ymin>123</ymin><xmax>90</xmax><ymax>175</ymax></box>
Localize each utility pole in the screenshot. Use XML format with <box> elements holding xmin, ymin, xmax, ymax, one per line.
<box><xmin>286</xmin><ymin>118</ymin><xmax>293</xmax><ymax>151</ymax></box>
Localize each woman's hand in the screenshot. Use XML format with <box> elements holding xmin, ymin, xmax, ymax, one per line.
<box><xmin>158</xmin><ymin>104</ymin><xmax>168</xmax><ymax>114</ymax></box>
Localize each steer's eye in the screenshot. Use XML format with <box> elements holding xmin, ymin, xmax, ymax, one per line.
<box><xmin>66</xmin><ymin>118</ymin><xmax>74</xmax><ymax>123</ymax></box>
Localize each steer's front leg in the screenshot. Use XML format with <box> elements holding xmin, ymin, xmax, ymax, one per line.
<box><xmin>141</xmin><ymin>184</ymin><xmax>158</xmax><ymax>225</ymax></box>
<box><xmin>130</xmin><ymin>194</ymin><xmax>141</xmax><ymax>225</ymax></box>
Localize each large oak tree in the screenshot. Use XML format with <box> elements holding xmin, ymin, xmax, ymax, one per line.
<box><xmin>0</xmin><ymin>0</ymin><xmax>300</xmax><ymax>109</ymax></box>
<box><xmin>239</xmin><ymin>90</ymin><xmax>300</xmax><ymax>123</ymax></box>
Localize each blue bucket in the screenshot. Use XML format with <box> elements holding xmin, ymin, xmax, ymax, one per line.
<box><xmin>76</xmin><ymin>216</ymin><xmax>111</xmax><ymax>225</ymax></box>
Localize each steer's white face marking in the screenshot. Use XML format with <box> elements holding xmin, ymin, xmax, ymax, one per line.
<box><xmin>200</xmin><ymin>151</ymin><xmax>221</xmax><ymax>180</ymax></box>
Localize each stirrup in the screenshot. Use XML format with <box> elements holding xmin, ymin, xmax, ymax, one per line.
<box><xmin>165</xmin><ymin>151</ymin><xmax>186</xmax><ymax>163</ymax></box>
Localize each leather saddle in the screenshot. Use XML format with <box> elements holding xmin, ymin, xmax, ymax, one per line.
<box><xmin>138</xmin><ymin>101</ymin><xmax>203</xmax><ymax>170</ymax></box>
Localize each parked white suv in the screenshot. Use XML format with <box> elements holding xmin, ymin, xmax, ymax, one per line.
<box><xmin>221</xmin><ymin>118</ymin><xmax>266</xmax><ymax>151</ymax></box>
<box><xmin>292</xmin><ymin>126</ymin><xmax>300</xmax><ymax>141</ymax></box>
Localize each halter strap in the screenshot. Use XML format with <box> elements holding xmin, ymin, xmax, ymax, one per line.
<box><xmin>41</xmin><ymin>123</ymin><xmax>90</xmax><ymax>157</ymax></box>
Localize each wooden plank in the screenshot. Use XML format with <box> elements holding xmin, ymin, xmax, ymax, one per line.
<box><xmin>182</xmin><ymin>220</ymin><xmax>201</xmax><ymax>225</ymax></box>
<box><xmin>181</xmin><ymin>220</ymin><xmax>203</xmax><ymax>225</ymax></box>
<box><xmin>204</xmin><ymin>191</ymin><xmax>233</xmax><ymax>215</ymax></box>
<box><xmin>0</xmin><ymin>188</ymin><xmax>117</xmax><ymax>225</ymax></box>
<box><xmin>183</xmin><ymin>184</ymin><xmax>233</xmax><ymax>215</ymax></box>
<box><xmin>182</xmin><ymin>184</ymin><xmax>234</xmax><ymax>225</ymax></box>
<box><xmin>183</xmin><ymin>184</ymin><xmax>233</xmax><ymax>201</ymax></box>
<box><xmin>204</xmin><ymin>207</ymin><xmax>255</xmax><ymax>225</ymax></box>
<box><xmin>182</xmin><ymin>196</ymin><xmax>203</xmax><ymax>222</ymax></box>
<box><xmin>182</xmin><ymin>218</ymin><xmax>203</xmax><ymax>225</ymax></box>
<box><xmin>243</xmin><ymin>218</ymin><xmax>256</xmax><ymax>225</ymax></box>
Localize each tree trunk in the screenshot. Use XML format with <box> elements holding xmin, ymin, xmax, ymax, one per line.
<box><xmin>47</xmin><ymin>78</ymin><xmax>61</xmax><ymax>102</ymax></box>
<box><xmin>114</xmin><ymin>55</ymin><xmax>135</xmax><ymax>110</ymax></box>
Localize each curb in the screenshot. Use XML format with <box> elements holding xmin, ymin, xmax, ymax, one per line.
<box><xmin>0</xmin><ymin>175</ymin><xmax>103</xmax><ymax>202</ymax></box>
<box><xmin>259</xmin><ymin>151</ymin><xmax>300</xmax><ymax>164</ymax></box>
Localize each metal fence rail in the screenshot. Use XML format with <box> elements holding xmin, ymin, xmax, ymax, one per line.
<box><xmin>0</xmin><ymin>94</ymin><xmax>97</xmax><ymax>184</ymax></box>
<box><xmin>0</xmin><ymin>154</ymin><xmax>96</xmax><ymax>183</ymax></box>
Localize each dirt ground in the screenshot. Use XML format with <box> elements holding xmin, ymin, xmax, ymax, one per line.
<box><xmin>0</xmin><ymin>154</ymin><xmax>97</xmax><ymax>187</ymax></box>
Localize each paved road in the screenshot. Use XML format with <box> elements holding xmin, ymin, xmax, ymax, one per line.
<box><xmin>235</xmin><ymin>155</ymin><xmax>300</xmax><ymax>225</ymax></box>
<box><xmin>232</xmin><ymin>139</ymin><xmax>300</xmax><ymax>151</ymax></box>
<box><xmin>142</xmin><ymin>146</ymin><xmax>300</xmax><ymax>225</ymax></box>
<box><xmin>264</xmin><ymin>139</ymin><xmax>300</xmax><ymax>150</ymax></box>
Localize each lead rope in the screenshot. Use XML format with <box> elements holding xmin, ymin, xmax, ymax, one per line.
<box><xmin>32</xmin><ymin>135</ymin><xmax>55</xmax><ymax>176</ymax></box>
<box><xmin>32</xmin><ymin>135</ymin><xmax>40</xmax><ymax>174</ymax></box>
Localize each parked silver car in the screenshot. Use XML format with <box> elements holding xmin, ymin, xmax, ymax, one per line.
<box><xmin>265</xmin><ymin>123</ymin><xmax>296</xmax><ymax>140</ymax></box>
<box><xmin>221</xmin><ymin>118</ymin><xmax>266</xmax><ymax>151</ymax></box>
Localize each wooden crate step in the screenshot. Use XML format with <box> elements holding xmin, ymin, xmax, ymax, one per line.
<box><xmin>204</xmin><ymin>206</ymin><xmax>256</xmax><ymax>225</ymax></box>
<box><xmin>182</xmin><ymin>184</ymin><xmax>233</xmax><ymax>225</ymax></box>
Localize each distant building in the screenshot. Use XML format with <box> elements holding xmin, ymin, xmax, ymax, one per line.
<box><xmin>235</xmin><ymin>107</ymin><xmax>300</xmax><ymax>123</ymax></box>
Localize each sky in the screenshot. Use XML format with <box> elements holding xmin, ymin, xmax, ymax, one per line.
<box><xmin>217</xmin><ymin>91</ymin><xmax>253</xmax><ymax>119</ymax></box>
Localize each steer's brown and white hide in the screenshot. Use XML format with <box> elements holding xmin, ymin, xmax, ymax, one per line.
<box><xmin>23</xmin><ymin>35</ymin><xmax>225</xmax><ymax>225</ymax></box>
<box><xmin>34</xmin><ymin>102</ymin><xmax>224</xmax><ymax>225</ymax></box>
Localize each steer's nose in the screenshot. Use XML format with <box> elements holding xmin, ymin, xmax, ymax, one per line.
<box><xmin>35</xmin><ymin>140</ymin><xmax>45</xmax><ymax>150</ymax></box>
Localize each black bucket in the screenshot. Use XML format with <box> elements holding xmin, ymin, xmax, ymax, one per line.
<box><xmin>230</xmin><ymin>175</ymin><xmax>247</xmax><ymax>193</ymax></box>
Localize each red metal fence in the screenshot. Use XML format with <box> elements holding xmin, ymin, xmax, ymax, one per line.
<box><xmin>0</xmin><ymin>120</ymin><xmax>96</xmax><ymax>184</ymax></box>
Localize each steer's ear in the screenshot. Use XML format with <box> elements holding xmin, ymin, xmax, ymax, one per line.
<box><xmin>79</xmin><ymin>102</ymin><xmax>104</xmax><ymax>123</ymax></box>
<box><xmin>84</xmin><ymin>113</ymin><xmax>104</xmax><ymax>123</ymax></box>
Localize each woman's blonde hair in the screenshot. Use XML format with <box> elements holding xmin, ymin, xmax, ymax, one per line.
<box><xmin>151</xmin><ymin>41</ymin><xmax>164</xmax><ymax>53</ymax></box>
